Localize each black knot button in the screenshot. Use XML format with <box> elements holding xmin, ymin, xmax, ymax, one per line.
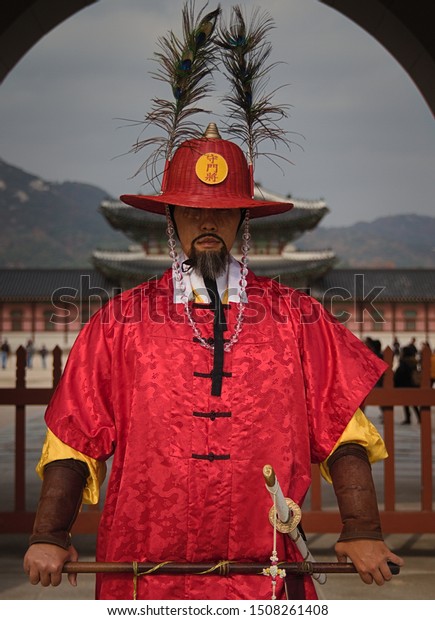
<box><xmin>192</xmin><ymin>452</ymin><xmax>230</xmax><ymax>461</ymax></box>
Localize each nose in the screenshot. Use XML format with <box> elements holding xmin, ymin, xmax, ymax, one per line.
<box><xmin>199</xmin><ymin>209</ymin><xmax>218</xmax><ymax>231</ymax></box>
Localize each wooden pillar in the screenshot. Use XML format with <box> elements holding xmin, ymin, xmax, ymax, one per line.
<box><xmin>391</xmin><ymin>302</ymin><xmax>397</xmax><ymax>337</ymax></box>
<box><xmin>31</xmin><ymin>302</ymin><xmax>36</xmax><ymax>340</ymax></box>
<box><xmin>63</xmin><ymin>301</ymin><xmax>69</xmax><ymax>346</ymax></box>
<box><xmin>424</xmin><ymin>302</ymin><xmax>429</xmax><ymax>342</ymax></box>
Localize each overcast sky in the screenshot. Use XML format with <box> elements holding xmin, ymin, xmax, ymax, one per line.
<box><xmin>1</xmin><ymin>0</ymin><xmax>434</xmax><ymax>227</ymax></box>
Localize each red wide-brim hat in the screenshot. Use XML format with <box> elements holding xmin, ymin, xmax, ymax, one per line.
<box><xmin>120</xmin><ymin>130</ymin><xmax>293</xmax><ymax>218</ymax></box>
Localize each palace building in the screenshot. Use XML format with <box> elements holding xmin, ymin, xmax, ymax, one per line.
<box><xmin>1</xmin><ymin>188</ymin><xmax>434</xmax><ymax>356</ymax></box>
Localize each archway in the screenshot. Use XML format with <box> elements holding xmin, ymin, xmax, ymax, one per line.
<box><xmin>0</xmin><ymin>1</ymin><xmax>96</xmax><ymax>85</ymax></box>
<box><xmin>320</xmin><ymin>0</ymin><xmax>434</xmax><ymax>115</ymax></box>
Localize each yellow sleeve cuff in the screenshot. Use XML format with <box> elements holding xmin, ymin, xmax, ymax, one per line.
<box><xmin>36</xmin><ymin>428</ymin><xmax>106</xmax><ymax>505</ymax></box>
<box><xmin>320</xmin><ymin>408</ymin><xmax>388</xmax><ymax>483</ymax></box>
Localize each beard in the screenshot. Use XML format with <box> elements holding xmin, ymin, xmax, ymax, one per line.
<box><xmin>189</xmin><ymin>235</ymin><xmax>229</xmax><ymax>279</ymax></box>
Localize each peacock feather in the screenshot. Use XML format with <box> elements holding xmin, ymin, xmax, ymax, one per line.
<box><xmin>129</xmin><ymin>1</ymin><xmax>221</xmax><ymax>188</ymax></box>
<box><xmin>216</xmin><ymin>5</ymin><xmax>294</xmax><ymax>172</ymax></box>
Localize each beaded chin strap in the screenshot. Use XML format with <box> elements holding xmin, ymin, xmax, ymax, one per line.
<box><xmin>166</xmin><ymin>206</ymin><xmax>250</xmax><ymax>352</ymax></box>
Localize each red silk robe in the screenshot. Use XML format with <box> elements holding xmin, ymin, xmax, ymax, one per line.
<box><xmin>45</xmin><ymin>269</ymin><xmax>386</xmax><ymax>600</ymax></box>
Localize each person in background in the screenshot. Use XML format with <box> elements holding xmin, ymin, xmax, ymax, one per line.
<box><xmin>407</xmin><ymin>337</ymin><xmax>418</xmax><ymax>359</ymax></box>
<box><xmin>394</xmin><ymin>346</ymin><xmax>421</xmax><ymax>424</ymax></box>
<box><xmin>1</xmin><ymin>339</ymin><xmax>11</xmax><ymax>369</ymax></box>
<box><xmin>392</xmin><ymin>337</ymin><xmax>401</xmax><ymax>360</ymax></box>
<box><xmin>365</xmin><ymin>338</ymin><xmax>385</xmax><ymax>423</ymax></box>
<box><xmin>26</xmin><ymin>339</ymin><xmax>35</xmax><ymax>369</ymax></box>
<box><xmin>39</xmin><ymin>345</ymin><xmax>48</xmax><ymax>370</ymax></box>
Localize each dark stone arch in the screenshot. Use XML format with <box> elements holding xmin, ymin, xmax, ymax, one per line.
<box><xmin>1</xmin><ymin>0</ymin><xmax>434</xmax><ymax>115</ymax></box>
<box><xmin>320</xmin><ymin>0</ymin><xmax>435</xmax><ymax>115</ymax></box>
<box><xmin>0</xmin><ymin>0</ymin><xmax>97</xmax><ymax>83</ymax></box>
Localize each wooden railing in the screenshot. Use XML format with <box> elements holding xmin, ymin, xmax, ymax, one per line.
<box><xmin>0</xmin><ymin>345</ymin><xmax>434</xmax><ymax>535</ymax></box>
<box><xmin>304</xmin><ymin>345</ymin><xmax>435</xmax><ymax>533</ymax></box>
<box><xmin>0</xmin><ymin>345</ymin><xmax>100</xmax><ymax>533</ymax></box>
<box><xmin>1</xmin><ymin>345</ymin><xmax>61</xmax><ymax>532</ymax></box>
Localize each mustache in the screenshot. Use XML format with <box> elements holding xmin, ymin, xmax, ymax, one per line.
<box><xmin>192</xmin><ymin>233</ymin><xmax>226</xmax><ymax>246</ymax></box>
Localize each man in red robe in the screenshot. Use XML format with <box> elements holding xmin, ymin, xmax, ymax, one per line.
<box><xmin>23</xmin><ymin>125</ymin><xmax>403</xmax><ymax>599</ymax></box>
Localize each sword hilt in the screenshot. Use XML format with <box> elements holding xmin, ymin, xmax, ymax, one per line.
<box><xmin>263</xmin><ymin>464</ymin><xmax>276</xmax><ymax>487</ymax></box>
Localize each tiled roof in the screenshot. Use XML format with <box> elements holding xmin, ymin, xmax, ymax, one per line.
<box><xmin>0</xmin><ymin>269</ymin><xmax>117</xmax><ymax>302</ymax></box>
<box><xmin>311</xmin><ymin>269</ymin><xmax>435</xmax><ymax>302</ymax></box>
<box><xmin>99</xmin><ymin>197</ymin><xmax>330</xmax><ymax>244</ymax></box>
<box><xmin>253</xmin><ymin>187</ymin><xmax>327</xmax><ymax>211</ymax></box>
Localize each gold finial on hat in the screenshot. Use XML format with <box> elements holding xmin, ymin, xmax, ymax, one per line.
<box><xmin>203</xmin><ymin>122</ymin><xmax>221</xmax><ymax>139</ymax></box>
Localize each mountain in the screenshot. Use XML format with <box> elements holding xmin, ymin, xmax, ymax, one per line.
<box><xmin>297</xmin><ymin>214</ymin><xmax>435</xmax><ymax>268</ymax></box>
<box><xmin>0</xmin><ymin>158</ymin><xmax>125</xmax><ymax>268</ymax></box>
<box><xmin>1</xmin><ymin>158</ymin><xmax>434</xmax><ymax>269</ymax></box>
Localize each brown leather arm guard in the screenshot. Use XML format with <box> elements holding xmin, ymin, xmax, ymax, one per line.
<box><xmin>29</xmin><ymin>459</ymin><xmax>89</xmax><ymax>549</ymax></box>
<box><xmin>328</xmin><ymin>443</ymin><xmax>383</xmax><ymax>542</ymax></box>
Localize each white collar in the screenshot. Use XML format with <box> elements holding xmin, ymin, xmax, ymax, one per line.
<box><xmin>173</xmin><ymin>253</ymin><xmax>245</xmax><ymax>304</ymax></box>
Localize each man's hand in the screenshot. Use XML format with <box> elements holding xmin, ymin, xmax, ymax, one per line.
<box><xmin>335</xmin><ymin>539</ymin><xmax>404</xmax><ymax>585</ymax></box>
<box><xmin>23</xmin><ymin>543</ymin><xmax>79</xmax><ymax>587</ymax></box>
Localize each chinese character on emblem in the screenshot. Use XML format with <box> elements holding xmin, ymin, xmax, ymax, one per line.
<box><xmin>195</xmin><ymin>153</ymin><xmax>228</xmax><ymax>185</ymax></box>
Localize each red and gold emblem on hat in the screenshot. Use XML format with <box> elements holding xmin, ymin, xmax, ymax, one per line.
<box><xmin>195</xmin><ymin>152</ymin><xmax>228</xmax><ymax>185</ymax></box>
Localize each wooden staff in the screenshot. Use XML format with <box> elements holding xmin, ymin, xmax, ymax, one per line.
<box><xmin>63</xmin><ymin>560</ymin><xmax>400</xmax><ymax>576</ymax></box>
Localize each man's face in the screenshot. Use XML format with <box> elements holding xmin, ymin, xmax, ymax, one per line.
<box><xmin>173</xmin><ymin>207</ymin><xmax>241</xmax><ymax>258</ymax></box>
